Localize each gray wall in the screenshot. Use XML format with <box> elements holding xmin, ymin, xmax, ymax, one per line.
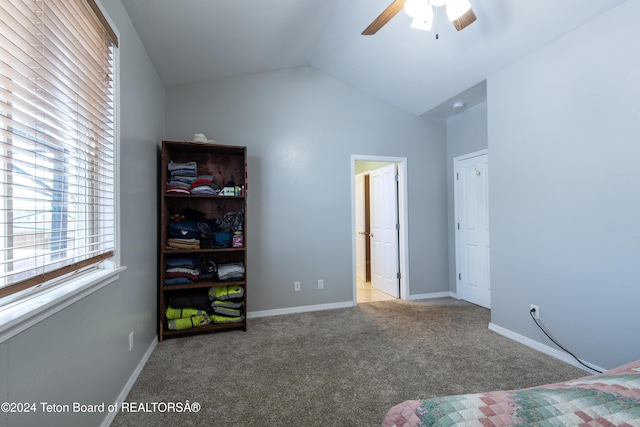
<box><xmin>7</xmin><ymin>1</ymin><xmax>638</xmax><ymax>423</ymax></box>
<box><xmin>0</xmin><ymin>1</ymin><xmax>165</xmax><ymax>425</ymax></box>
<box><xmin>445</xmin><ymin>102</ymin><xmax>489</xmax><ymax>293</ymax></box>
<box><xmin>165</xmin><ymin>66</ymin><xmax>449</xmax><ymax>312</ymax></box>
<box><xmin>488</xmin><ymin>0</ymin><xmax>640</xmax><ymax>369</ymax></box>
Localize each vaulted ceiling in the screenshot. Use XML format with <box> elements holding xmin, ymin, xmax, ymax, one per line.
<box><xmin>121</xmin><ymin>0</ymin><xmax>624</xmax><ymax>118</ymax></box>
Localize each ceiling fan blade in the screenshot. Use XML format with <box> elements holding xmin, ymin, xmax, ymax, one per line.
<box><xmin>448</xmin><ymin>6</ymin><xmax>476</xmax><ymax>31</ymax></box>
<box><xmin>362</xmin><ymin>0</ymin><xmax>406</xmax><ymax>35</ymax></box>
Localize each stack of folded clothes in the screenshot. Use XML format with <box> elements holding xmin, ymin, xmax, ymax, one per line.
<box><xmin>166</xmin><ymin>238</ymin><xmax>199</xmax><ymax>249</ymax></box>
<box><xmin>165</xmin><ymin>306</ymin><xmax>211</xmax><ymax>330</ymax></box>
<box><xmin>166</xmin><ymin>160</ymin><xmax>197</xmax><ymax>194</ymax></box>
<box><xmin>165</xmin><ymin>254</ymin><xmax>202</xmax><ymax>285</ymax></box>
<box><xmin>166</xmin><ymin>217</ymin><xmax>202</xmax><ymax>249</ymax></box>
<box><xmin>208</xmin><ymin>285</ymin><xmax>245</xmax><ymax>323</ymax></box>
<box><xmin>191</xmin><ymin>175</ymin><xmax>219</xmax><ymax>195</ymax></box>
<box><xmin>166</xmin><ymin>289</ymin><xmax>213</xmax><ymax>330</ymax></box>
<box><xmin>217</xmin><ymin>262</ymin><xmax>245</xmax><ymax>281</ymax></box>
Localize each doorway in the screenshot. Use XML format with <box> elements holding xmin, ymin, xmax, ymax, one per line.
<box><xmin>454</xmin><ymin>150</ymin><xmax>490</xmax><ymax>308</ymax></box>
<box><xmin>351</xmin><ymin>155</ymin><xmax>409</xmax><ymax>304</ymax></box>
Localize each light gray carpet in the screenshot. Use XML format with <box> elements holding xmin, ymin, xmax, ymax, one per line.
<box><xmin>111</xmin><ymin>298</ymin><xmax>585</xmax><ymax>427</ymax></box>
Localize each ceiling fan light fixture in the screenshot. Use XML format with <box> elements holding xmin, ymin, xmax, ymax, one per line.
<box><xmin>362</xmin><ymin>0</ymin><xmax>477</xmax><ymax>36</ymax></box>
<box><xmin>404</xmin><ymin>0</ymin><xmax>434</xmax><ymax>31</ymax></box>
<box><xmin>404</xmin><ymin>0</ymin><xmax>430</xmax><ymax>18</ymax></box>
<box><xmin>445</xmin><ymin>0</ymin><xmax>476</xmax><ymax>30</ymax></box>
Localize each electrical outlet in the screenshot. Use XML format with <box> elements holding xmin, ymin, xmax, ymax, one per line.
<box><xmin>318</xmin><ymin>279</ymin><xmax>324</xmax><ymax>290</ymax></box>
<box><xmin>128</xmin><ymin>331</ymin><xmax>134</xmax><ymax>351</ymax></box>
<box><xmin>530</xmin><ymin>305</ymin><xmax>540</xmax><ymax>320</ymax></box>
<box><xmin>294</xmin><ymin>281</ymin><xmax>301</xmax><ymax>292</ymax></box>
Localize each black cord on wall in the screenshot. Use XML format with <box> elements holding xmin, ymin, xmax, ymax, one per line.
<box><xmin>529</xmin><ymin>308</ymin><xmax>603</xmax><ymax>374</ymax></box>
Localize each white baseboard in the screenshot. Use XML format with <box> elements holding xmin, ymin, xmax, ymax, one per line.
<box><xmin>488</xmin><ymin>322</ymin><xmax>603</xmax><ymax>374</ymax></box>
<box><xmin>248</xmin><ymin>293</ymin><xmax>460</xmax><ymax>318</ymax></box>
<box><xmin>248</xmin><ymin>301</ymin><xmax>355</xmax><ymax>319</ymax></box>
<box><xmin>101</xmin><ymin>335</ymin><xmax>158</xmax><ymax>427</ymax></box>
<box><xmin>248</xmin><ymin>292</ymin><xmax>462</xmax><ymax>319</ymax></box>
<box><xmin>410</xmin><ymin>291</ymin><xmax>456</xmax><ymax>300</ymax></box>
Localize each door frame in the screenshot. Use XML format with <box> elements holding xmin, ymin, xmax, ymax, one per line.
<box><xmin>454</xmin><ymin>149</ymin><xmax>490</xmax><ymax>306</ymax></box>
<box><xmin>355</xmin><ymin>172</ymin><xmax>370</xmax><ymax>282</ymax></box>
<box><xmin>351</xmin><ymin>155</ymin><xmax>409</xmax><ymax>303</ymax></box>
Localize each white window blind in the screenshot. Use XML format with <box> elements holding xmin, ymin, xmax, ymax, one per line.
<box><xmin>0</xmin><ymin>0</ymin><xmax>118</xmax><ymax>298</ymax></box>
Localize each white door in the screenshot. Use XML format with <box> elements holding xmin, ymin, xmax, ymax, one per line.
<box><xmin>370</xmin><ymin>164</ymin><xmax>399</xmax><ymax>298</ymax></box>
<box><xmin>455</xmin><ymin>152</ymin><xmax>490</xmax><ymax>308</ymax></box>
<box><xmin>355</xmin><ymin>173</ymin><xmax>367</xmax><ymax>282</ymax></box>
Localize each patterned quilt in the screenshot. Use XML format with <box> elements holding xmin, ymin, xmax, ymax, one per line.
<box><xmin>382</xmin><ymin>359</ymin><xmax>640</xmax><ymax>427</ymax></box>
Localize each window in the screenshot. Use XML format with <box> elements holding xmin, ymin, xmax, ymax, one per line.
<box><xmin>0</xmin><ymin>0</ymin><xmax>118</xmax><ymax>298</ymax></box>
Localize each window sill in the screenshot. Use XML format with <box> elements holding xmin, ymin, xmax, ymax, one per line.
<box><xmin>0</xmin><ymin>266</ymin><xmax>126</xmax><ymax>344</ymax></box>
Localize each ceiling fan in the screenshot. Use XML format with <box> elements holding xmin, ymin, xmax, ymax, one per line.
<box><xmin>362</xmin><ymin>0</ymin><xmax>476</xmax><ymax>36</ymax></box>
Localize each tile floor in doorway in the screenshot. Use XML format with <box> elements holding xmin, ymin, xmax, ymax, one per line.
<box><xmin>356</xmin><ymin>278</ymin><xmax>396</xmax><ymax>303</ymax></box>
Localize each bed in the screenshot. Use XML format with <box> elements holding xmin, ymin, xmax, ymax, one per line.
<box><xmin>382</xmin><ymin>359</ymin><xmax>640</xmax><ymax>427</ymax></box>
